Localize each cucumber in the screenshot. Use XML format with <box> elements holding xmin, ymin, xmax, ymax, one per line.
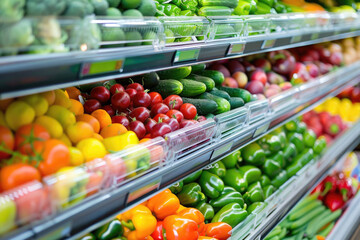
<box><xmin>198</xmin><ymin>70</ymin><xmax>225</xmax><ymax>86</ymax></box>
<box><xmin>198</xmin><ymin>6</ymin><xmax>233</xmax><ymax>16</ymax></box>
<box><xmin>151</xmin><ymin>79</ymin><xmax>183</xmax><ymax>97</ymax></box>
<box><xmin>209</xmin><ymin>89</ymin><xmax>231</xmax><ymax>100</ymax></box>
<box><xmin>229</xmin><ymin>97</ymin><xmax>245</xmax><ymax>109</ymax></box>
<box><xmin>199</xmin><ymin>0</ymin><xmax>239</xmax><ymax>8</ymax></box>
<box><xmin>178</xmin><ymin>79</ymin><xmax>206</xmax><ymax>97</ymax></box>
<box><xmin>182</xmin><ymin>97</ymin><xmax>218</xmax><ymax>116</ymax></box>
<box><xmin>206</xmin><ymin>113</ymin><xmax>215</xmax><ymax>119</ymax></box>
<box><xmin>305</xmin><ymin>209</ymin><xmax>342</xmax><ymax>237</ymax></box>
<box><xmin>198</xmin><ymin>92</ymin><xmax>230</xmax><ymax>114</ymax></box>
<box><xmin>132</xmin><ymin>72</ymin><xmax>159</xmax><ymax>89</ymax></box>
<box><xmin>191</xmin><ymin>63</ymin><xmax>206</xmax><ymax>73</ymax></box>
<box><xmin>219</xmin><ymin>86</ymin><xmax>252</xmax><ymax>103</ymax></box>
<box><xmin>289</xmin><ymin>205</ymin><xmax>326</xmax><ymax>229</ymax></box>
<box><xmin>188</xmin><ymin>74</ymin><xmax>215</xmax><ymax>91</ymax></box>
<box><xmin>288</xmin><ymin>200</ymin><xmax>322</xmax><ymax>221</ymax></box>
<box><xmin>158</xmin><ymin>66</ymin><xmax>192</xmax><ymax>80</ymax></box>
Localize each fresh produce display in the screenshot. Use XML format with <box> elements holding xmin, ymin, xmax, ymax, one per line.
<box><xmin>282</xmin><ymin>0</ymin><xmax>360</xmax><ymax>12</ymax></box>
<box><xmin>79</xmin><ymin>189</ymin><xmax>233</xmax><ymax>240</ymax></box>
<box><xmin>337</xmin><ymin>84</ymin><xmax>360</xmax><ymax>103</ymax></box>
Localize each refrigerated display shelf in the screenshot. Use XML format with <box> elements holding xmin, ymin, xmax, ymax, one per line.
<box><xmin>2</xmin><ymin>56</ymin><xmax>360</xmax><ymax>240</ymax></box>
<box><xmin>1</xmin><ymin>12</ymin><xmax>360</xmax><ymax>99</ymax></box>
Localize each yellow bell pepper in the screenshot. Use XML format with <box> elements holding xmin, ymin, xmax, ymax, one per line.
<box><xmin>103</xmin><ymin>131</ymin><xmax>139</xmax><ymax>152</ymax></box>
<box><xmin>324</xmin><ymin>97</ymin><xmax>340</xmax><ymax>115</ymax></box>
<box><xmin>339</xmin><ymin>98</ymin><xmax>353</xmax><ymax>121</ymax></box>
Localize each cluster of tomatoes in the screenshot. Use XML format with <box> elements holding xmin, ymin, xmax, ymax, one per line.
<box><xmin>82</xmin><ymin>82</ymin><xmax>202</xmax><ymax>140</ymax></box>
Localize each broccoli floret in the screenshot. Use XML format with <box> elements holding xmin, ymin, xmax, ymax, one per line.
<box><xmin>0</xmin><ymin>0</ymin><xmax>25</xmax><ymax>22</ymax></box>
<box><xmin>33</xmin><ymin>17</ymin><xmax>67</xmax><ymax>45</ymax></box>
<box><xmin>91</xmin><ymin>0</ymin><xmax>109</xmax><ymax>15</ymax></box>
<box><xmin>67</xmin><ymin>18</ymin><xmax>101</xmax><ymax>50</ymax></box>
<box><xmin>63</xmin><ymin>0</ymin><xmax>94</xmax><ymax>18</ymax></box>
<box><xmin>26</xmin><ymin>0</ymin><xmax>66</xmax><ymax>16</ymax></box>
<box><xmin>0</xmin><ymin>19</ymin><xmax>35</xmax><ymax>49</ymax></box>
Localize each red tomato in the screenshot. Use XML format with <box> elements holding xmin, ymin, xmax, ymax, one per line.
<box><xmin>145</xmin><ymin>118</ymin><xmax>157</xmax><ymax>133</ymax></box>
<box><xmin>129</xmin><ymin>120</ymin><xmax>146</xmax><ymax>139</ymax></box>
<box><xmin>110</xmin><ymin>84</ymin><xmax>125</xmax><ymax>95</ymax></box>
<box><xmin>129</xmin><ymin>107</ymin><xmax>150</xmax><ymax>123</ymax></box>
<box><xmin>84</xmin><ymin>99</ymin><xmax>101</xmax><ymax>113</ymax></box>
<box><xmin>166</xmin><ymin>109</ymin><xmax>184</xmax><ymax>123</ymax></box>
<box><xmin>90</xmin><ymin>86</ymin><xmax>110</xmax><ymax>104</ymax></box>
<box><xmin>0</xmin><ymin>126</ymin><xmax>14</xmax><ymax>160</ymax></box>
<box><xmin>151</xmin><ymin>123</ymin><xmax>172</xmax><ymax>138</ymax></box>
<box><xmin>15</xmin><ymin>123</ymin><xmax>50</xmax><ymax>155</ymax></box>
<box><xmin>154</xmin><ymin>114</ymin><xmax>170</xmax><ymax>123</ymax></box>
<box><xmin>0</xmin><ymin>163</ymin><xmax>41</xmax><ymax>191</ymax></box>
<box><xmin>149</xmin><ymin>92</ymin><xmax>163</xmax><ymax>107</ymax></box>
<box><xmin>165</xmin><ymin>118</ymin><xmax>180</xmax><ymax>131</ymax></box>
<box><xmin>103</xmin><ymin>105</ymin><xmax>115</xmax><ymax>117</ymax></box>
<box><xmin>133</xmin><ymin>91</ymin><xmax>151</xmax><ymax>108</ymax></box>
<box><xmin>163</xmin><ymin>95</ymin><xmax>183</xmax><ymax>110</ymax></box>
<box><xmin>151</xmin><ymin>103</ymin><xmax>169</xmax><ymax>118</ymax></box>
<box><xmin>112</xmin><ymin>115</ymin><xmax>130</xmax><ymax>129</ymax></box>
<box><xmin>180</xmin><ymin>103</ymin><xmax>197</xmax><ymax>120</ymax></box>
<box><xmin>126</xmin><ymin>83</ymin><xmax>144</xmax><ymax>92</ymax></box>
<box><xmin>125</xmin><ymin>88</ymin><xmax>137</xmax><ymax>100</ymax></box>
<box><xmin>111</xmin><ymin>92</ymin><xmax>131</xmax><ymax>110</ymax></box>
<box><xmin>180</xmin><ymin>120</ymin><xmax>198</xmax><ymax>128</ymax></box>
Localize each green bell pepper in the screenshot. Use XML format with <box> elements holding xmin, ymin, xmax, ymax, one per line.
<box><xmin>221</xmin><ymin>150</ymin><xmax>242</xmax><ymax>169</ymax></box>
<box><xmin>207</xmin><ymin>161</ymin><xmax>226</xmax><ymax>178</ymax></box>
<box><xmin>211</xmin><ymin>203</ymin><xmax>248</xmax><ymax>228</ymax></box>
<box><xmin>285</xmin><ymin>148</ymin><xmax>313</xmax><ymax>178</ymax></box>
<box><xmin>285</xmin><ymin>120</ymin><xmax>299</xmax><ymax>132</ymax></box>
<box><xmin>234</xmin><ymin>0</ymin><xmax>251</xmax><ymax>15</ymax></box>
<box><xmin>243</xmin><ymin>0</ymin><xmax>258</xmax><ymax>14</ymax></box>
<box><xmin>183</xmin><ymin>170</ymin><xmax>202</xmax><ymax>184</ymax></box>
<box><xmin>313</xmin><ymin>138</ymin><xmax>327</xmax><ymax>155</ymax></box>
<box><xmin>258</xmin><ymin>0</ymin><xmax>274</xmax><ymax>7</ymax></box>
<box><xmin>259</xmin><ymin>134</ymin><xmax>282</xmax><ymax>154</ymax></box>
<box><xmin>271</xmin><ymin>170</ymin><xmax>288</xmax><ymax>188</ymax></box>
<box><xmin>238</xmin><ymin>165</ymin><xmax>262</xmax><ymax>185</ymax></box>
<box><xmin>78</xmin><ymin>233</ymin><xmax>96</xmax><ymax>240</ymax></box>
<box><xmin>287</xmin><ymin>132</ymin><xmax>305</xmax><ymax>153</ymax></box>
<box><xmin>274</xmin><ymin>1</ymin><xmax>288</xmax><ymax>13</ymax></box>
<box><xmin>263</xmin><ymin>158</ymin><xmax>282</xmax><ymax>179</ymax></box>
<box><xmin>277</xmin><ymin>131</ymin><xmax>287</xmax><ymax>149</ymax></box>
<box><xmin>155</xmin><ymin>2</ymin><xmax>166</xmax><ymax>16</ymax></box>
<box><xmin>195</xmin><ymin>202</ymin><xmax>215</xmax><ymax>221</ymax></box>
<box><xmin>209</xmin><ymin>188</ymin><xmax>245</xmax><ymax>208</ymax></box>
<box><xmin>268</xmin><ymin>151</ymin><xmax>286</xmax><ymax>168</ymax></box>
<box><xmin>198</xmin><ymin>171</ymin><xmax>225</xmax><ymax>199</ymax></box>
<box><xmin>242</xmin><ymin>143</ymin><xmax>266</xmax><ymax>166</ymax></box>
<box><xmin>247</xmin><ymin>202</ymin><xmax>265</xmax><ymax>214</ymax></box>
<box><xmin>180</xmin><ymin>10</ymin><xmax>196</xmax><ymax>16</ymax></box>
<box><xmin>255</xmin><ymin>2</ymin><xmax>272</xmax><ymax>14</ymax></box>
<box><xmin>223</xmin><ymin>169</ymin><xmax>248</xmax><ymax>193</ymax></box>
<box><xmin>300</xmin><ymin>148</ymin><xmax>314</xmax><ymax>166</ymax></box>
<box><xmin>243</xmin><ymin>181</ymin><xmax>264</xmax><ymax>205</ymax></box>
<box><xmin>94</xmin><ymin>219</ymin><xmax>123</xmax><ymax>240</ymax></box>
<box><xmin>283</xmin><ymin>143</ymin><xmax>297</xmax><ymax>163</ymax></box>
<box><xmin>297</xmin><ymin>122</ymin><xmax>307</xmax><ymax>134</ymax></box>
<box><xmin>263</xmin><ymin>185</ymin><xmax>276</xmax><ymax>199</ymax></box>
<box><xmin>163</xmin><ymin>4</ymin><xmax>181</xmax><ymax>16</ymax></box>
<box><xmin>174</xmin><ymin>0</ymin><xmax>198</xmax><ymax>11</ymax></box>
<box><xmin>303</xmin><ymin>130</ymin><xmax>317</xmax><ymax>148</ymax></box>
<box><xmin>177</xmin><ymin>183</ymin><xmax>206</xmax><ymax>207</ymax></box>
<box><xmin>169</xmin><ymin>181</ymin><xmax>183</xmax><ymax>194</ymax></box>
<box><xmin>260</xmin><ymin>175</ymin><xmax>271</xmax><ymax>188</ymax></box>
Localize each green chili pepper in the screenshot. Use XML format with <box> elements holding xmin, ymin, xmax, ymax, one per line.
<box><xmin>198</xmin><ymin>171</ymin><xmax>225</xmax><ymax>199</ymax></box>
<box><xmin>207</xmin><ymin>161</ymin><xmax>226</xmax><ymax>178</ymax></box>
<box><xmin>259</xmin><ymin>134</ymin><xmax>282</xmax><ymax>154</ymax></box>
<box><xmin>234</xmin><ymin>0</ymin><xmax>251</xmax><ymax>15</ymax></box>
<box><xmin>242</xmin><ymin>143</ymin><xmax>266</xmax><ymax>166</ymax></box>
<box><xmin>78</xmin><ymin>233</ymin><xmax>96</xmax><ymax>240</ymax></box>
<box><xmin>211</xmin><ymin>203</ymin><xmax>248</xmax><ymax>228</ymax></box>
<box><xmin>303</xmin><ymin>130</ymin><xmax>317</xmax><ymax>148</ymax></box>
<box><xmin>183</xmin><ymin>170</ymin><xmax>202</xmax><ymax>184</ymax></box>
<box><xmin>283</xmin><ymin>143</ymin><xmax>297</xmax><ymax>163</ymax></box>
<box><xmin>243</xmin><ymin>181</ymin><xmax>264</xmax><ymax>205</ymax></box>
<box><xmin>268</xmin><ymin>151</ymin><xmax>286</xmax><ymax>168</ymax></box>
<box><xmin>221</xmin><ymin>150</ymin><xmax>242</xmax><ymax>169</ymax></box>
<box><xmin>177</xmin><ymin>183</ymin><xmax>206</xmax><ymax>207</ymax></box>
<box><xmin>263</xmin><ymin>158</ymin><xmax>282</xmax><ymax>179</ymax></box>
<box><xmin>285</xmin><ymin>120</ymin><xmax>299</xmax><ymax>132</ymax></box>
<box><xmin>223</xmin><ymin>169</ymin><xmax>248</xmax><ymax>193</ymax></box>
<box><xmin>195</xmin><ymin>202</ymin><xmax>215</xmax><ymax>221</ymax></box>
<box><xmin>260</xmin><ymin>175</ymin><xmax>271</xmax><ymax>188</ymax></box>
<box><xmin>263</xmin><ymin>185</ymin><xmax>276</xmax><ymax>199</ymax></box>
<box><xmin>287</xmin><ymin>132</ymin><xmax>305</xmax><ymax>153</ymax></box>
<box><xmin>94</xmin><ymin>219</ymin><xmax>123</xmax><ymax>240</ymax></box>
<box><xmin>238</xmin><ymin>165</ymin><xmax>262</xmax><ymax>185</ymax></box>
<box><xmin>297</xmin><ymin>122</ymin><xmax>307</xmax><ymax>134</ymax></box>
<box><xmin>209</xmin><ymin>188</ymin><xmax>244</xmax><ymax>208</ymax></box>
<box><xmin>271</xmin><ymin>170</ymin><xmax>288</xmax><ymax>188</ymax></box>
<box><xmin>247</xmin><ymin>202</ymin><xmax>265</xmax><ymax>214</ymax></box>
<box><xmin>313</xmin><ymin>138</ymin><xmax>327</xmax><ymax>155</ymax></box>
<box><xmin>163</xmin><ymin>4</ymin><xmax>181</xmax><ymax>16</ymax></box>
<box><xmin>169</xmin><ymin>181</ymin><xmax>183</xmax><ymax>194</ymax></box>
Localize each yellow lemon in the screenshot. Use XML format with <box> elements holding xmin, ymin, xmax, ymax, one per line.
<box><xmin>54</xmin><ymin>89</ymin><xmax>71</xmax><ymax>108</ymax></box>
<box><xmin>66</xmin><ymin>121</ymin><xmax>94</xmax><ymax>144</ymax></box>
<box><xmin>20</xmin><ymin>94</ymin><xmax>49</xmax><ymax>116</ymax></box>
<box><xmin>5</xmin><ymin>101</ymin><xmax>35</xmax><ymax>130</ymax></box>
<box><xmin>69</xmin><ymin>147</ymin><xmax>85</xmax><ymax>166</ymax></box>
<box><xmin>35</xmin><ymin>115</ymin><xmax>63</xmax><ymax>138</ymax></box>
<box><xmin>59</xmin><ymin>133</ymin><xmax>72</xmax><ymax>147</ymax></box>
<box><xmin>76</xmin><ymin>138</ymin><xmax>107</xmax><ymax>162</ymax></box>
<box><xmin>46</xmin><ymin>105</ymin><xmax>76</xmax><ymax>129</ymax></box>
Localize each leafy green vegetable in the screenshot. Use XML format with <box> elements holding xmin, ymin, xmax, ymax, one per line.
<box><xmin>0</xmin><ymin>19</ymin><xmax>34</xmax><ymax>49</ymax></box>
<box><xmin>26</xmin><ymin>0</ymin><xmax>66</xmax><ymax>16</ymax></box>
<box><xmin>0</xmin><ymin>0</ymin><xmax>25</xmax><ymax>22</ymax></box>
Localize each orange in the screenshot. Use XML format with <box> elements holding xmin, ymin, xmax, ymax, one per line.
<box><xmin>65</xmin><ymin>87</ymin><xmax>81</xmax><ymax>100</ymax></box>
<box><xmin>100</xmin><ymin>123</ymin><xmax>127</xmax><ymax>138</ymax></box>
<box><xmin>66</xmin><ymin>121</ymin><xmax>94</xmax><ymax>144</ymax></box>
<box><xmin>0</xmin><ymin>98</ymin><xmax>13</xmax><ymax>111</ymax></box>
<box><xmin>139</xmin><ymin>138</ymin><xmax>151</xmax><ymax>143</ymax></box>
<box><xmin>303</xmin><ymin>3</ymin><xmax>325</xmax><ymax>12</ymax></box>
<box><xmin>40</xmin><ymin>91</ymin><xmax>56</xmax><ymax>105</ymax></box>
<box><xmin>69</xmin><ymin>99</ymin><xmax>84</xmax><ymax>116</ymax></box>
<box><xmin>91</xmin><ymin>109</ymin><xmax>112</xmax><ymax>130</ymax></box>
<box><xmin>76</xmin><ymin>114</ymin><xmax>100</xmax><ymax>133</ymax></box>
<box><xmin>93</xmin><ymin>133</ymin><xmax>104</xmax><ymax>141</ymax></box>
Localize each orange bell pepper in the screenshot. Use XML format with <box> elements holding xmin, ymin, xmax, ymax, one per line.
<box><xmin>176</xmin><ymin>204</ymin><xmax>187</xmax><ymax>213</ymax></box>
<box><xmin>203</xmin><ymin>222</ymin><xmax>232</xmax><ymax>240</ymax></box>
<box><xmin>177</xmin><ymin>208</ymin><xmax>205</xmax><ymax>225</ymax></box>
<box><xmin>198</xmin><ymin>237</ymin><xmax>218</xmax><ymax>240</ymax></box>
<box><xmin>163</xmin><ymin>215</ymin><xmax>199</xmax><ymax>240</ymax></box>
<box><xmin>147</xmin><ymin>189</ymin><xmax>180</xmax><ymax>220</ymax></box>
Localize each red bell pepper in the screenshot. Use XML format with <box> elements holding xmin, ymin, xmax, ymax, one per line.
<box><xmin>203</xmin><ymin>222</ymin><xmax>232</xmax><ymax>240</ymax></box>
<box><xmin>324</xmin><ymin>192</ymin><xmax>345</xmax><ymax>212</ymax></box>
<box><xmin>311</xmin><ymin>183</ymin><xmax>325</xmax><ymax>201</ymax></box>
<box><xmin>163</xmin><ymin>215</ymin><xmax>199</xmax><ymax>240</ymax></box>
<box><xmin>337</xmin><ymin>178</ymin><xmax>353</xmax><ymax>202</ymax></box>
<box><xmin>322</xmin><ymin>176</ymin><xmax>337</xmax><ymax>196</ymax></box>
<box><xmin>151</xmin><ymin>221</ymin><xmax>164</xmax><ymax>240</ymax></box>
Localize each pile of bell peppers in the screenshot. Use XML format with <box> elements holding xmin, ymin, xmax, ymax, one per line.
<box><xmin>170</xmin><ymin>118</ymin><xmax>327</xmax><ymax>228</ymax></box>
<box><xmin>78</xmin><ymin>189</ymin><xmax>232</xmax><ymax>240</ymax></box>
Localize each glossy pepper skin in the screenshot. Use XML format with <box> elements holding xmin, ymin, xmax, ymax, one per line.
<box><xmin>163</xmin><ymin>4</ymin><xmax>181</xmax><ymax>16</ymax></box>
<box><xmin>269</xmin><ymin>151</ymin><xmax>286</xmax><ymax>168</ymax></box>
<box><xmin>221</xmin><ymin>150</ymin><xmax>241</xmax><ymax>169</ymax></box>
<box><xmin>303</xmin><ymin>129</ymin><xmax>317</xmax><ymax>148</ymax></box>
<box><xmin>242</xmin><ymin>143</ymin><xmax>266</xmax><ymax>166</ymax></box>
<box><xmin>198</xmin><ymin>171</ymin><xmax>225</xmax><ymax>199</ymax></box>
<box><xmin>247</xmin><ymin>202</ymin><xmax>265</xmax><ymax>214</ymax></box>
<box><xmin>195</xmin><ymin>202</ymin><xmax>215</xmax><ymax>221</ymax></box>
<box><xmin>284</xmin><ymin>120</ymin><xmax>299</xmax><ymax>132</ymax></box>
<box><xmin>271</xmin><ymin>170</ymin><xmax>288</xmax><ymax>188</ymax></box>
<box><xmin>203</xmin><ymin>222</ymin><xmax>232</xmax><ymax>240</ymax></box>
<box><xmin>147</xmin><ymin>190</ymin><xmax>180</xmax><ymax>220</ymax></box>
<box><xmin>169</xmin><ymin>181</ymin><xmax>183</xmax><ymax>194</ymax></box>
<box><xmin>94</xmin><ymin>219</ymin><xmax>123</xmax><ymax>240</ymax></box>
<box><xmin>263</xmin><ymin>185</ymin><xmax>276</xmax><ymax>199</ymax></box>
<box><xmin>283</xmin><ymin>143</ymin><xmax>297</xmax><ymax>163</ymax></box>
<box><xmin>163</xmin><ymin>215</ymin><xmax>199</xmax><ymax>240</ymax></box>
<box><xmin>258</xmin><ymin>134</ymin><xmax>282</xmax><ymax>154</ymax></box>
<box><xmin>79</xmin><ymin>233</ymin><xmax>96</xmax><ymax>240</ymax></box>
<box><xmin>211</xmin><ymin>203</ymin><xmax>248</xmax><ymax>228</ymax></box>
<box><xmin>296</xmin><ymin>122</ymin><xmax>307</xmax><ymax>134</ymax></box>
<box><xmin>151</xmin><ymin>221</ymin><xmax>164</xmax><ymax>240</ymax></box>
<box><xmin>258</xmin><ymin>0</ymin><xmax>274</xmax><ymax>7</ymax></box>
<box><xmin>207</xmin><ymin>161</ymin><xmax>226</xmax><ymax>178</ymax></box>
<box><xmin>337</xmin><ymin>178</ymin><xmax>353</xmax><ymax>201</ymax></box>
<box><xmin>177</xmin><ymin>208</ymin><xmax>205</xmax><ymax>226</ymax></box>
<box><xmin>260</xmin><ymin>175</ymin><xmax>271</xmax><ymax>188</ymax></box>
<box><xmin>263</xmin><ymin>158</ymin><xmax>281</xmax><ymax>179</ymax></box>
<box><xmin>177</xmin><ymin>183</ymin><xmax>206</xmax><ymax>207</ymax></box>
<box><xmin>223</xmin><ymin>168</ymin><xmax>248</xmax><ymax>193</ymax></box>
<box><xmin>287</xmin><ymin>132</ymin><xmax>305</xmax><ymax>153</ymax></box>
<box><xmin>183</xmin><ymin>170</ymin><xmax>202</xmax><ymax>184</ymax></box>
<box><xmin>243</xmin><ymin>181</ymin><xmax>264</xmax><ymax>205</ymax></box>
<box><xmin>234</xmin><ymin>0</ymin><xmax>251</xmax><ymax>15</ymax></box>
<box><xmin>209</xmin><ymin>187</ymin><xmax>244</xmax><ymax>208</ymax></box>
<box><xmin>238</xmin><ymin>165</ymin><xmax>262</xmax><ymax>185</ymax></box>
<box><xmin>313</xmin><ymin>138</ymin><xmax>327</xmax><ymax>155</ymax></box>
<box><xmin>174</xmin><ymin>0</ymin><xmax>198</xmax><ymax>11</ymax></box>
<box><xmin>324</xmin><ymin>192</ymin><xmax>345</xmax><ymax>212</ymax></box>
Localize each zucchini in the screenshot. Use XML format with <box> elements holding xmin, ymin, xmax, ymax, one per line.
<box><xmin>219</xmin><ymin>86</ymin><xmax>252</xmax><ymax>103</ymax></box>
<box><xmin>178</xmin><ymin>79</ymin><xmax>207</xmax><ymax>97</ymax></box>
<box><xmin>198</xmin><ymin>92</ymin><xmax>230</xmax><ymax>114</ymax></box>
<box><xmin>191</xmin><ymin>63</ymin><xmax>206</xmax><ymax>73</ymax></box>
<box><xmin>188</xmin><ymin>74</ymin><xmax>215</xmax><ymax>91</ymax></box>
<box><xmin>199</xmin><ymin>0</ymin><xmax>239</xmax><ymax>8</ymax></box>
<box><xmin>198</xmin><ymin>70</ymin><xmax>225</xmax><ymax>86</ymax></box>
<box><xmin>132</xmin><ymin>72</ymin><xmax>159</xmax><ymax>89</ymax></box>
<box><xmin>182</xmin><ymin>97</ymin><xmax>218</xmax><ymax>116</ymax></box>
<box><xmin>151</xmin><ymin>79</ymin><xmax>183</xmax><ymax>98</ymax></box>
<box><xmin>198</xmin><ymin>6</ymin><xmax>233</xmax><ymax>16</ymax></box>
<box><xmin>229</xmin><ymin>97</ymin><xmax>245</xmax><ymax>109</ymax></box>
<box><xmin>158</xmin><ymin>66</ymin><xmax>192</xmax><ymax>80</ymax></box>
<box><xmin>209</xmin><ymin>89</ymin><xmax>231</xmax><ymax>100</ymax></box>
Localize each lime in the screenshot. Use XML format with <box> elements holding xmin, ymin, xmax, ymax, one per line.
<box><xmin>125</xmin><ymin>31</ymin><xmax>142</xmax><ymax>46</ymax></box>
<box><xmin>106</xmin><ymin>0</ymin><xmax>121</xmax><ymax>8</ymax></box>
<box><xmin>106</xmin><ymin>7</ymin><xmax>122</xmax><ymax>16</ymax></box>
<box><xmin>123</xmin><ymin>9</ymin><xmax>143</xmax><ymax>17</ymax></box>
<box><xmin>138</xmin><ymin>0</ymin><xmax>156</xmax><ymax>16</ymax></box>
<box><xmin>143</xmin><ymin>31</ymin><xmax>157</xmax><ymax>45</ymax></box>
<box><xmin>121</xmin><ymin>0</ymin><xmax>142</xmax><ymax>9</ymax></box>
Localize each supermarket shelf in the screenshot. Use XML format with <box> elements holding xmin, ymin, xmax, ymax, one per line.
<box><xmin>1</xmin><ymin>12</ymin><xmax>360</xmax><ymax>99</ymax></box>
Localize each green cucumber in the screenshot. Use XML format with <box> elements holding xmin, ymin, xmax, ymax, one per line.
<box><xmin>198</xmin><ymin>92</ymin><xmax>230</xmax><ymax>114</ymax></box>
<box><xmin>289</xmin><ymin>205</ymin><xmax>326</xmax><ymax>229</ymax></box>
<box><xmin>182</xmin><ymin>97</ymin><xmax>218</xmax><ymax>116</ymax></box>
<box><xmin>198</xmin><ymin>6</ymin><xmax>233</xmax><ymax>16</ymax></box>
<box><xmin>132</xmin><ymin>72</ymin><xmax>159</xmax><ymax>89</ymax></box>
<box><xmin>209</xmin><ymin>89</ymin><xmax>231</xmax><ymax>100</ymax></box>
<box><xmin>178</xmin><ymin>79</ymin><xmax>207</xmax><ymax>97</ymax></box>
<box><xmin>229</xmin><ymin>97</ymin><xmax>245</xmax><ymax>109</ymax></box>
<box><xmin>199</xmin><ymin>0</ymin><xmax>239</xmax><ymax>8</ymax></box>
<box><xmin>288</xmin><ymin>200</ymin><xmax>322</xmax><ymax>221</ymax></box>
<box><xmin>206</xmin><ymin>113</ymin><xmax>215</xmax><ymax>119</ymax></box>
<box><xmin>306</xmin><ymin>209</ymin><xmax>342</xmax><ymax>237</ymax></box>
<box><xmin>151</xmin><ymin>79</ymin><xmax>183</xmax><ymax>97</ymax></box>
<box><xmin>198</xmin><ymin>70</ymin><xmax>225</xmax><ymax>86</ymax></box>
<box><xmin>191</xmin><ymin>63</ymin><xmax>206</xmax><ymax>73</ymax></box>
<box><xmin>219</xmin><ymin>86</ymin><xmax>252</xmax><ymax>103</ymax></box>
<box><xmin>188</xmin><ymin>74</ymin><xmax>215</xmax><ymax>91</ymax></box>
<box><xmin>158</xmin><ymin>66</ymin><xmax>192</xmax><ymax>80</ymax></box>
